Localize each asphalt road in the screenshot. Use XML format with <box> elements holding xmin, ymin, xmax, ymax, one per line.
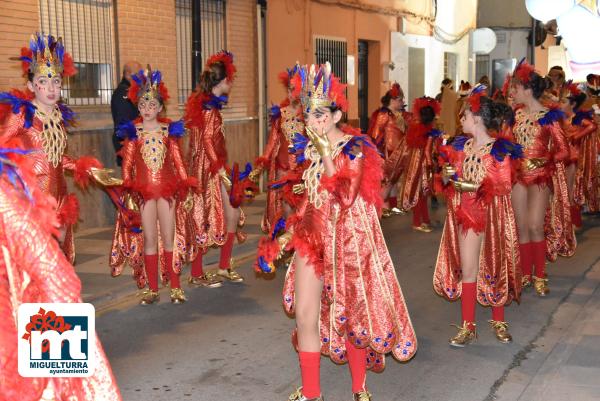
<box><xmin>96</xmin><ymin>207</ymin><xmax>600</xmax><ymax>401</ymax></box>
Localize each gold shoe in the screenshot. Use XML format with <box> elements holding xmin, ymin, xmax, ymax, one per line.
<box><xmin>139</xmin><ymin>289</ymin><xmax>160</xmax><ymax>305</ymax></box>
<box><xmin>288</xmin><ymin>387</ymin><xmax>324</xmax><ymax>401</ymax></box>
<box><xmin>449</xmin><ymin>321</ymin><xmax>477</xmax><ymax>347</ymax></box>
<box><xmin>381</xmin><ymin>208</ymin><xmax>392</xmax><ymax>218</ymax></box>
<box><xmin>521</xmin><ymin>275</ymin><xmax>532</xmax><ymax>288</ymax></box>
<box><xmin>188</xmin><ymin>272</ymin><xmax>223</xmax><ymax>288</ymax></box>
<box><xmin>170</xmin><ymin>288</ymin><xmax>187</xmax><ymax>304</ymax></box>
<box><xmin>390</xmin><ymin>207</ymin><xmax>407</xmax><ymax>216</ymax></box>
<box><xmin>533</xmin><ymin>276</ymin><xmax>549</xmax><ymax>297</ymax></box>
<box><xmin>354</xmin><ymin>390</ymin><xmax>372</xmax><ymax>401</ymax></box>
<box><xmin>217</xmin><ymin>268</ymin><xmax>244</xmax><ymax>283</ymax></box>
<box><xmin>489</xmin><ymin>320</ymin><xmax>513</xmax><ymax>344</ymax></box>
<box><xmin>412</xmin><ymin>223</ymin><xmax>433</xmax><ymax>233</ymax></box>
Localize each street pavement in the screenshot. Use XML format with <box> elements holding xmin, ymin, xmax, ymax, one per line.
<box><xmin>75</xmin><ymin>197</ymin><xmax>600</xmax><ymax>401</ymax></box>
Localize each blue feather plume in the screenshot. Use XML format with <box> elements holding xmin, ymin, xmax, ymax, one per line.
<box><xmin>58</xmin><ymin>103</ymin><xmax>76</xmax><ymax>127</ymax></box>
<box><xmin>0</xmin><ymin>92</ymin><xmax>36</xmax><ymax>129</ymax></box>
<box><xmin>168</xmin><ymin>120</ymin><xmax>185</xmax><ymax>138</ymax></box>
<box><xmin>573</xmin><ymin>110</ymin><xmax>593</xmax><ymax>126</ymax></box>
<box><xmin>491</xmin><ymin>138</ymin><xmax>523</xmax><ymax>162</ymax></box>
<box><xmin>427</xmin><ymin>128</ymin><xmax>443</xmax><ymax>138</ymax></box>
<box><xmin>451</xmin><ymin>135</ymin><xmax>469</xmax><ymax>151</ymax></box>
<box><xmin>538</xmin><ymin>108</ymin><xmax>565</xmax><ymax>126</ymax></box>
<box><xmin>116</xmin><ymin>120</ymin><xmax>137</xmax><ymax>140</ymax></box>
<box><xmin>0</xmin><ymin>147</ymin><xmax>34</xmax><ymax>200</ymax></box>
<box><xmin>271</xmin><ymin>217</ymin><xmax>286</xmax><ymax>240</ymax></box>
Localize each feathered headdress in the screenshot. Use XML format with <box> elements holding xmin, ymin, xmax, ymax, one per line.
<box><xmin>465</xmin><ymin>84</ymin><xmax>488</xmax><ymax>113</ymax></box>
<box><xmin>279</xmin><ymin>63</ymin><xmax>302</xmax><ymax>100</ymax></box>
<box><xmin>298</xmin><ymin>62</ymin><xmax>348</xmax><ymax>112</ymax></box>
<box><xmin>205</xmin><ymin>50</ymin><xmax>236</xmax><ymax>83</ymax></box>
<box><xmin>562</xmin><ymin>80</ymin><xmax>582</xmax><ymax>99</ymax></box>
<box><xmin>389</xmin><ymin>82</ymin><xmax>403</xmax><ymax>99</ymax></box>
<box><xmin>588</xmin><ymin>74</ymin><xmax>600</xmax><ymax>91</ymax></box>
<box><xmin>17</xmin><ymin>33</ymin><xmax>76</xmax><ymax>78</ymax></box>
<box><xmin>128</xmin><ymin>66</ymin><xmax>170</xmax><ymax>104</ymax></box>
<box><xmin>511</xmin><ymin>58</ymin><xmax>536</xmax><ymax>86</ymax></box>
<box><xmin>412</xmin><ymin>96</ymin><xmax>441</xmax><ymax>123</ymax></box>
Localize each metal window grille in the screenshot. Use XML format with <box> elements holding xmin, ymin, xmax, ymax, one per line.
<box><xmin>315</xmin><ymin>37</ymin><xmax>347</xmax><ymax>84</ymax></box>
<box><xmin>176</xmin><ymin>0</ymin><xmax>226</xmax><ymax>104</ymax></box>
<box><xmin>39</xmin><ymin>0</ymin><xmax>116</xmax><ymax>106</ymax></box>
<box><xmin>475</xmin><ymin>54</ymin><xmax>490</xmax><ymax>82</ymax></box>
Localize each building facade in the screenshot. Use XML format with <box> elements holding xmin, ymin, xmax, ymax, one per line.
<box><xmin>0</xmin><ymin>0</ymin><xmax>260</xmax><ymax>229</ymax></box>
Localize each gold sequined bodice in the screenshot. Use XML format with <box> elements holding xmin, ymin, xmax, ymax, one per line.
<box><xmin>303</xmin><ymin>135</ymin><xmax>353</xmax><ymax>208</ymax></box>
<box><xmin>35</xmin><ymin>106</ymin><xmax>67</xmax><ymax>168</ymax></box>
<box><xmin>281</xmin><ymin>106</ymin><xmax>304</xmax><ymax>142</ymax></box>
<box><xmin>461</xmin><ymin>138</ymin><xmax>494</xmax><ymax>185</ymax></box>
<box><xmin>513</xmin><ymin>109</ymin><xmax>546</xmax><ymax>150</ymax></box>
<box><xmin>392</xmin><ymin>110</ymin><xmax>407</xmax><ymax>132</ymax></box>
<box><xmin>139</xmin><ymin>125</ymin><xmax>168</xmax><ymax>174</ymax></box>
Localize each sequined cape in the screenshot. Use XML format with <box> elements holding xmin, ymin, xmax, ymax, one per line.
<box><xmin>434</xmin><ymin>136</ymin><xmax>522</xmax><ymax>306</ymax></box>
<box><xmin>567</xmin><ymin>110</ymin><xmax>599</xmax><ymax>212</ymax></box>
<box><xmin>0</xmin><ymin>145</ymin><xmax>121</xmax><ymax>401</ymax></box>
<box><xmin>110</xmin><ymin>119</ymin><xmax>193</xmax><ymax>287</ymax></box>
<box><xmin>283</xmin><ymin>126</ymin><xmax>417</xmax><ymax>372</ymax></box>
<box><xmin>400</xmin><ymin>121</ymin><xmax>441</xmax><ymax>210</ymax></box>
<box><xmin>367</xmin><ymin>107</ymin><xmax>410</xmax><ymax>184</ymax></box>
<box><xmin>179</xmin><ymin>92</ymin><xmax>246</xmax><ymax>264</ymax></box>
<box><xmin>255</xmin><ymin>102</ymin><xmax>304</xmax><ymax>233</ymax></box>
<box><xmin>0</xmin><ymin>90</ymin><xmax>88</xmax><ymax>264</ymax></box>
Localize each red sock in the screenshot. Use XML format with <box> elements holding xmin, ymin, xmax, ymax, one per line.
<box><xmin>388</xmin><ymin>196</ymin><xmax>398</xmax><ymax>209</ymax></box>
<box><xmin>164</xmin><ymin>251</ymin><xmax>180</xmax><ymax>289</ymax></box>
<box><xmin>461</xmin><ymin>282</ymin><xmax>477</xmax><ymax>330</ymax></box>
<box><xmin>570</xmin><ymin>205</ymin><xmax>582</xmax><ymax>228</ymax></box>
<box><xmin>412</xmin><ymin>201</ymin><xmax>422</xmax><ymax>227</ymax></box>
<box><xmin>345</xmin><ymin>340</ymin><xmax>367</xmax><ymax>393</ymax></box>
<box><xmin>492</xmin><ymin>306</ymin><xmax>505</xmax><ymax>322</ymax></box>
<box><xmin>299</xmin><ymin>351</ymin><xmax>321</xmax><ymax>398</ymax></box>
<box><xmin>219</xmin><ymin>232</ymin><xmax>236</xmax><ymax>269</ymax></box>
<box><xmin>532</xmin><ymin>241</ymin><xmax>546</xmax><ymax>278</ymax></box>
<box><xmin>420</xmin><ymin>196</ymin><xmax>431</xmax><ymax>224</ymax></box>
<box><xmin>191</xmin><ymin>253</ymin><xmax>204</xmax><ymax>277</ymax></box>
<box><xmin>520</xmin><ymin>243</ymin><xmax>532</xmax><ymax>278</ymax></box>
<box><xmin>144</xmin><ymin>254</ymin><xmax>159</xmax><ymax>291</ymax></box>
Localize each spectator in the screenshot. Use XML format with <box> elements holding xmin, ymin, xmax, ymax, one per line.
<box><xmin>478</xmin><ymin>75</ymin><xmax>490</xmax><ymax>88</ymax></box>
<box><xmin>111</xmin><ymin>60</ymin><xmax>142</xmax><ymax>165</ymax></box>
<box><xmin>435</xmin><ymin>78</ymin><xmax>453</xmax><ymax>102</ymax></box>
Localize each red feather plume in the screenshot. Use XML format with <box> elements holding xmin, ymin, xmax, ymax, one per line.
<box><xmin>412</xmin><ymin>96</ymin><xmax>441</xmax><ymax>119</ymax></box>
<box><xmin>329</xmin><ymin>75</ymin><xmax>348</xmax><ymax>112</ymax></box>
<box><xmin>514</xmin><ymin>61</ymin><xmax>535</xmax><ymax>85</ymax></box>
<box><xmin>62</xmin><ymin>52</ymin><xmax>77</xmax><ymax>77</ymax></box>
<box><xmin>205</xmin><ymin>51</ymin><xmax>236</xmax><ymax>83</ymax></box>
<box><xmin>389</xmin><ymin>82</ymin><xmax>402</xmax><ymax>98</ymax></box>
<box><xmin>290</xmin><ymin>73</ymin><xmax>302</xmax><ymax>100</ymax></box>
<box><xmin>20</xmin><ymin>47</ymin><xmax>33</xmax><ymax>77</ymax></box>
<box><xmin>278</xmin><ymin>71</ymin><xmax>290</xmax><ymax>88</ymax></box>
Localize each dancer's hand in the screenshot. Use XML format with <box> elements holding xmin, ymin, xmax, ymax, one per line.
<box><xmin>305</xmin><ymin>126</ymin><xmax>331</xmax><ymax>157</ymax></box>
<box><xmin>292</xmin><ymin>183</ymin><xmax>305</xmax><ymax>195</ymax></box>
<box><xmin>442</xmin><ymin>164</ymin><xmax>456</xmax><ymax>179</ymax></box>
<box><xmin>219</xmin><ymin>169</ymin><xmax>232</xmax><ymax>191</ymax></box>
<box><xmin>451</xmin><ymin>179</ymin><xmax>478</xmax><ymax>193</ymax></box>
<box><xmin>183</xmin><ymin>191</ymin><xmax>194</xmax><ymax>212</ymax></box>
<box><xmin>248</xmin><ymin>168</ymin><xmax>262</xmax><ymax>183</ymax></box>
<box><xmin>276</xmin><ymin>232</ymin><xmax>293</xmax><ymax>258</ymax></box>
<box><xmin>524</xmin><ymin>157</ymin><xmax>547</xmax><ymax>171</ymax></box>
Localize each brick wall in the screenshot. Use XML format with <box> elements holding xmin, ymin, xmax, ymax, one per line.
<box><xmin>0</xmin><ymin>0</ymin><xmax>40</xmax><ymax>91</ymax></box>
<box><xmin>115</xmin><ymin>0</ymin><xmax>179</xmax><ymax>119</ymax></box>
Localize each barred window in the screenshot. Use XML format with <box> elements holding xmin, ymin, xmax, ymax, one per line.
<box><xmin>39</xmin><ymin>0</ymin><xmax>116</xmax><ymax>106</ymax></box>
<box><xmin>315</xmin><ymin>37</ymin><xmax>347</xmax><ymax>84</ymax></box>
<box><xmin>176</xmin><ymin>0</ymin><xmax>226</xmax><ymax>104</ymax></box>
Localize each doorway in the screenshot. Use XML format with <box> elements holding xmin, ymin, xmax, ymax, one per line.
<box><xmin>408</xmin><ymin>47</ymin><xmax>425</xmax><ymax>110</ymax></box>
<box><xmin>357</xmin><ymin>40</ymin><xmax>369</xmax><ymax>131</ymax></box>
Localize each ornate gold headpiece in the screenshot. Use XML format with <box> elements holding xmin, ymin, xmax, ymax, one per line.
<box><xmin>299</xmin><ymin>62</ymin><xmax>348</xmax><ymax>112</ymax></box>
<box><xmin>17</xmin><ymin>33</ymin><xmax>76</xmax><ymax>78</ymax></box>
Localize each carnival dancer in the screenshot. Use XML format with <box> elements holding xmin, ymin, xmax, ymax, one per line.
<box><xmin>256</xmin><ymin>62</ymin><xmax>417</xmax><ymax>401</ymax></box>
<box><xmin>508</xmin><ymin>59</ymin><xmax>571</xmax><ymax>296</ymax></box>
<box><xmin>111</xmin><ymin>67</ymin><xmax>195</xmax><ymax>305</ymax></box>
<box><xmin>455</xmin><ymin>81</ymin><xmax>472</xmax><ymax>136</ymax></box>
<box><xmin>0</xmin><ymin>33</ymin><xmax>104</xmax><ymax>264</ymax></box>
<box><xmin>183</xmin><ymin>51</ymin><xmax>247</xmax><ymax>286</ymax></box>
<box><xmin>0</xmin><ymin>139</ymin><xmax>122</xmax><ymax>401</ymax></box>
<box><xmin>250</xmin><ymin>64</ymin><xmax>305</xmax><ymax>232</ymax></box>
<box><xmin>434</xmin><ymin>86</ymin><xmax>523</xmax><ymax>346</ymax></box>
<box><xmin>400</xmin><ymin>97</ymin><xmax>442</xmax><ymax>232</ymax></box>
<box><xmin>367</xmin><ymin>82</ymin><xmax>410</xmax><ymax>217</ymax></box>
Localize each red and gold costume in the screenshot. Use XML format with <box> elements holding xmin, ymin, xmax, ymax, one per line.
<box><xmin>0</xmin><ymin>34</ymin><xmax>101</xmax><ymax>264</ymax></box>
<box><xmin>367</xmin><ymin>84</ymin><xmax>411</xmax><ymax>191</ymax></box>
<box><xmin>109</xmin><ymin>118</ymin><xmax>192</xmax><ymax>287</ymax></box>
<box><xmin>400</xmin><ymin>97</ymin><xmax>442</xmax><ymax>230</ymax></box>
<box><xmin>257</xmin><ymin>64</ymin><xmax>415</xmax><ymax>401</ymax></box>
<box><xmin>0</xmin><ymin>141</ymin><xmax>121</xmax><ymax>401</ymax></box>
<box><xmin>181</xmin><ymin>51</ymin><xmax>249</xmax><ymax>283</ymax></box>
<box><xmin>434</xmin><ymin>135</ymin><xmax>523</xmax><ymax>306</ymax></box>
<box><xmin>254</xmin><ymin>66</ymin><xmax>304</xmax><ymax>233</ymax></box>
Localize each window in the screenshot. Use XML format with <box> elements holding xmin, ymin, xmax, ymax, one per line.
<box><xmin>39</xmin><ymin>0</ymin><xmax>116</xmax><ymax>106</ymax></box>
<box><xmin>444</xmin><ymin>52</ymin><xmax>458</xmax><ymax>84</ymax></box>
<box><xmin>315</xmin><ymin>37</ymin><xmax>348</xmax><ymax>84</ymax></box>
<box><xmin>176</xmin><ymin>0</ymin><xmax>226</xmax><ymax>104</ymax></box>
<box><xmin>476</xmin><ymin>54</ymin><xmax>490</xmax><ymax>83</ymax></box>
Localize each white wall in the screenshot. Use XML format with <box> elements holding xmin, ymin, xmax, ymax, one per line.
<box><xmin>391</xmin><ymin>32</ymin><xmax>471</xmax><ymax>107</ymax></box>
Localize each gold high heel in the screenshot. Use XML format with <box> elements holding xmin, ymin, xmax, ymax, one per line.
<box><xmin>288</xmin><ymin>387</ymin><xmax>324</xmax><ymax>401</ymax></box>
<box><xmin>353</xmin><ymin>390</ymin><xmax>372</xmax><ymax>401</ymax></box>
<box><xmin>170</xmin><ymin>288</ymin><xmax>187</xmax><ymax>304</ymax></box>
<box><xmin>139</xmin><ymin>289</ymin><xmax>160</xmax><ymax>305</ymax></box>
<box><xmin>533</xmin><ymin>276</ymin><xmax>549</xmax><ymax>296</ymax></box>
<box><xmin>188</xmin><ymin>271</ymin><xmax>223</xmax><ymax>288</ymax></box>
<box><xmin>412</xmin><ymin>223</ymin><xmax>433</xmax><ymax>233</ymax></box>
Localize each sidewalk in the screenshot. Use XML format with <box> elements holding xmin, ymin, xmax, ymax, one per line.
<box><xmin>75</xmin><ymin>195</ymin><xmax>267</xmax><ymax>312</ymax></box>
<box><xmin>494</xmin><ymin>259</ymin><xmax>600</xmax><ymax>401</ymax></box>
